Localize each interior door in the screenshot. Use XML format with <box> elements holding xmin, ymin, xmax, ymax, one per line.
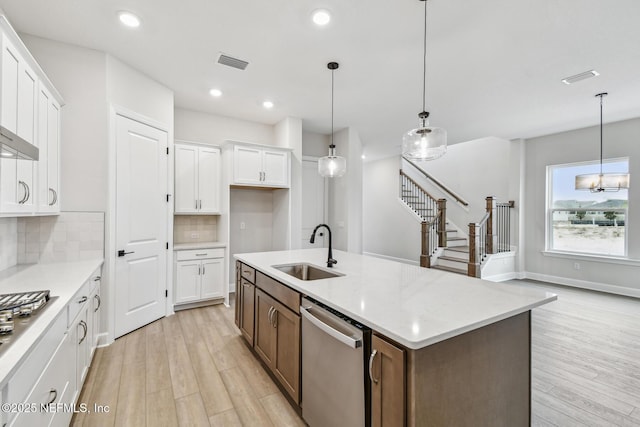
<box><xmin>115</xmin><ymin>114</ymin><xmax>168</xmax><ymax>338</ymax></box>
<box><xmin>301</xmin><ymin>159</ymin><xmax>326</xmax><ymax>248</ymax></box>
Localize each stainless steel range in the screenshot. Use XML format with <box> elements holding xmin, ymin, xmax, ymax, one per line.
<box><xmin>0</xmin><ymin>290</ymin><xmax>57</xmax><ymax>356</ymax></box>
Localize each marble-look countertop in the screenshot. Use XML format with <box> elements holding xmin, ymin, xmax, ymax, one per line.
<box><xmin>234</xmin><ymin>249</ymin><xmax>556</xmax><ymax>350</ymax></box>
<box><xmin>0</xmin><ymin>259</ymin><xmax>104</xmax><ymax>386</ymax></box>
<box><xmin>173</xmin><ymin>242</ymin><xmax>227</xmax><ymax>251</ymax></box>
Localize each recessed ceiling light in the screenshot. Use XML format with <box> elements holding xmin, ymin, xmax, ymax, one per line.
<box><xmin>312</xmin><ymin>9</ymin><xmax>331</xmax><ymax>26</ymax></box>
<box><xmin>561</xmin><ymin>70</ymin><xmax>599</xmax><ymax>85</ymax></box>
<box><xmin>209</xmin><ymin>89</ymin><xmax>222</xmax><ymax>97</ymax></box>
<box><xmin>262</xmin><ymin>100</ymin><xmax>274</xmax><ymax>109</ymax></box>
<box><xmin>118</xmin><ymin>11</ymin><xmax>141</xmax><ymax>28</ymax></box>
<box><xmin>361</xmin><ymin>154</ymin><xmax>366</xmax><ymax>160</ymax></box>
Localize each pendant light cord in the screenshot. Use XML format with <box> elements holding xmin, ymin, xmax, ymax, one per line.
<box><xmin>331</xmin><ymin>66</ymin><xmax>335</xmax><ymax>148</ymax></box>
<box><xmin>422</xmin><ymin>0</ymin><xmax>428</xmax><ymax>114</ymax></box>
<box><xmin>599</xmin><ymin>93</ymin><xmax>603</xmax><ymax>175</ymax></box>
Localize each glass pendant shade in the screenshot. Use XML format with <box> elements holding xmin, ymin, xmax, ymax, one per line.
<box><xmin>402</xmin><ymin>120</ymin><xmax>447</xmax><ymax>160</ymax></box>
<box><xmin>318</xmin><ymin>145</ymin><xmax>347</xmax><ymax>178</ymax></box>
<box><xmin>575</xmin><ymin>173</ymin><xmax>630</xmax><ymax>193</ymax></box>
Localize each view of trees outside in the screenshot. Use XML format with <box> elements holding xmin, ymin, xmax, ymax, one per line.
<box><xmin>549</xmin><ymin>160</ymin><xmax>628</xmax><ymax>256</ymax></box>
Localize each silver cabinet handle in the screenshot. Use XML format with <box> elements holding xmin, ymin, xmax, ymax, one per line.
<box><xmin>267</xmin><ymin>306</ymin><xmax>273</xmax><ymax>325</ymax></box>
<box><xmin>49</xmin><ymin>188</ymin><xmax>58</xmax><ymax>206</ymax></box>
<box><xmin>53</xmin><ymin>189</ymin><xmax>58</xmax><ymax>205</ymax></box>
<box><xmin>79</xmin><ymin>320</ymin><xmax>88</xmax><ymax>344</ymax></box>
<box><xmin>242</xmin><ymin>282</ymin><xmax>251</xmax><ymax>288</ymax></box>
<box><xmin>78</xmin><ymin>296</ymin><xmax>88</xmax><ymax>304</ymax></box>
<box><xmin>93</xmin><ymin>276</ymin><xmax>101</xmax><ymax>281</ymax></box>
<box><xmin>369</xmin><ymin>349</ymin><xmax>379</xmax><ymax>384</ymax></box>
<box><xmin>195</xmin><ymin>253</ymin><xmax>207</xmax><ymax>256</ymax></box>
<box><xmin>300</xmin><ymin>305</ymin><xmax>362</xmax><ymax>348</ymax></box>
<box><xmin>202</xmin><ymin>265</ymin><xmax>205</xmax><ymax>275</ymax></box>
<box><xmin>199</xmin><ymin>200</ymin><xmax>202</xmax><ymax>209</ymax></box>
<box><xmin>24</xmin><ymin>182</ymin><xmax>30</xmax><ymax>203</ymax></box>
<box><xmin>47</xmin><ymin>388</ymin><xmax>58</xmax><ymax>405</ymax></box>
<box><xmin>18</xmin><ymin>181</ymin><xmax>28</xmax><ymax>204</ymax></box>
<box><xmin>272</xmin><ymin>308</ymin><xmax>277</xmax><ymax>328</ymax></box>
<box><xmin>198</xmin><ymin>265</ymin><xmax>201</xmax><ymax>275</ymax></box>
<box><xmin>94</xmin><ymin>294</ymin><xmax>101</xmax><ymax>312</ymax></box>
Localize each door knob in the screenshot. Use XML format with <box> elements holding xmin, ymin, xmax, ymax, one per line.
<box><xmin>118</xmin><ymin>250</ymin><xmax>135</xmax><ymax>257</ymax></box>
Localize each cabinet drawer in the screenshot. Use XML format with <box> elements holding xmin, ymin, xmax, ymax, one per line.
<box><xmin>240</xmin><ymin>263</ymin><xmax>255</xmax><ymax>283</ymax></box>
<box><xmin>5</xmin><ymin>311</ymin><xmax>67</xmax><ymax>406</ymax></box>
<box><xmin>176</xmin><ymin>248</ymin><xmax>224</xmax><ymax>261</ymax></box>
<box><xmin>67</xmin><ymin>272</ymin><xmax>99</xmax><ymax>327</ymax></box>
<box><xmin>256</xmin><ymin>272</ymin><xmax>300</xmax><ymax>314</ymax></box>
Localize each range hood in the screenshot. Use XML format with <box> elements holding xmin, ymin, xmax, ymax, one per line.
<box><xmin>0</xmin><ymin>125</ymin><xmax>38</xmax><ymax>160</ymax></box>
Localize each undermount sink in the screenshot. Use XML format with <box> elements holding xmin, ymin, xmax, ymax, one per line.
<box><xmin>272</xmin><ymin>263</ymin><xmax>344</xmax><ymax>281</ymax></box>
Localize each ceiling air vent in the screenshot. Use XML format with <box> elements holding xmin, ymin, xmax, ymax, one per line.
<box><xmin>561</xmin><ymin>70</ymin><xmax>599</xmax><ymax>85</ymax></box>
<box><xmin>217</xmin><ymin>53</ymin><xmax>249</xmax><ymax>70</ymax></box>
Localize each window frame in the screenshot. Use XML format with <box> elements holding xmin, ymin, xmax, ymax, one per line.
<box><xmin>546</xmin><ymin>158</ymin><xmax>629</xmax><ymax>258</ymax></box>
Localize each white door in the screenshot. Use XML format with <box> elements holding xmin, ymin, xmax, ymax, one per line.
<box><xmin>262</xmin><ymin>150</ymin><xmax>289</xmax><ymax>187</ymax></box>
<box><xmin>198</xmin><ymin>147</ymin><xmax>220</xmax><ymax>213</ymax></box>
<box><xmin>301</xmin><ymin>159</ymin><xmax>326</xmax><ymax>248</ymax></box>
<box><xmin>174</xmin><ymin>144</ymin><xmax>198</xmax><ymax>213</ymax></box>
<box><xmin>115</xmin><ymin>114</ymin><xmax>168</xmax><ymax>338</ymax></box>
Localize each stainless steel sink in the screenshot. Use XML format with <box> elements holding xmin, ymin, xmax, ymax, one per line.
<box><xmin>272</xmin><ymin>263</ymin><xmax>344</xmax><ymax>281</ymax></box>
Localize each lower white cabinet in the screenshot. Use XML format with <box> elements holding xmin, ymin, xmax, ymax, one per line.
<box><xmin>3</xmin><ymin>267</ymin><xmax>101</xmax><ymax>427</ymax></box>
<box><xmin>174</xmin><ymin>247</ymin><xmax>225</xmax><ymax>306</ymax></box>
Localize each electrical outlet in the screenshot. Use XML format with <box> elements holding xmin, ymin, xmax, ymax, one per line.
<box><xmin>191</xmin><ymin>233</ymin><xmax>199</xmax><ymax>239</ymax></box>
<box><xmin>573</xmin><ymin>262</ymin><xmax>581</xmax><ymax>270</ymax></box>
<box><xmin>240</xmin><ymin>222</ymin><xmax>246</xmax><ymax>230</ymax></box>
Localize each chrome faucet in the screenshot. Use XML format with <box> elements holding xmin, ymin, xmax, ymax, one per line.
<box><xmin>310</xmin><ymin>224</ymin><xmax>337</xmax><ymax>268</ymax></box>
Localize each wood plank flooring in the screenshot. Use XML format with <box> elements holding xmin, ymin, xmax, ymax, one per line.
<box><xmin>72</xmin><ymin>283</ymin><xmax>640</xmax><ymax>426</ymax></box>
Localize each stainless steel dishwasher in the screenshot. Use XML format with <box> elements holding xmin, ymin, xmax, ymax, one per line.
<box><xmin>301</xmin><ymin>297</ymin><xmax>371</xmax><ymax>427</ymax></box>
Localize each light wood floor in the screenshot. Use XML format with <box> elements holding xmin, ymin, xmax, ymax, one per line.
<box><xmin>72</xmin><ymin>283</ymin><xmax>640</xmax><ymax>426</ymax></box>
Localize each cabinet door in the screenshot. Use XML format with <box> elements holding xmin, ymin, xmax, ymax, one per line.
<box><xmin>272</xmin><ymin>301</ymin><xmax>300</xmax><ymax>403</ymax></box>
<box><xmin>239</xmin><ymin>279</ymin><xmax>255</xmax><ymax>345</ymax></box>
<box><xmin>254</xmin><ymin>289</ymin><xmax>277</xmax><ymax>370</ymax></box>
<box><xmin>201</xmin><ymin>258</ymin><xmax>224</xmax><ymax>299</ymax></box>
<box><xmin>371</xmin><ymin>335</ymin><xmax>406</xmax><ymax>427</ymax></box>
<box><xmin>262</xmin><ymin>150</ymin><xmax>289</xmax><ymax>187</ymax></box>
<box><xmin>73</xmin><ymin>307</ymin><xmax>90</xmax><ymax>394</ymax></box>
<box><xmin>233</xmin><ymin>145</ymin><xmax>262</xmax><ymax>185</ymax></box>
<box><xmin>175</xmin><ymin>261</ymin><xmax>201</xmax><ymax>304</ymax></box>
<box><xmin>1</xmin><ymin>33</ymin><xmax>19</xmax><ymax>133</ymax></box>
<box><xmin>17</xmin><ymin>60</ymin><xmax>37</xmax><ymax>143</ymax></box>
<box><xmin>234</xmin><ymin>261</ymin><xmax>241</xmax><ymax>328</ymax></box>
<box><xmin>47</xmin><ymin>97</ymin><xmax>61</xmax><ymax>211</ymax></box>
<box><xmin>90</xmin><ymin>279</ymin><xmax>101</xmax><ymax>358</ymax></box>
<box><xmin>37</xmin><ymin>85</ymin><xmax>50</xmax><ymax>212</ymax></box>
<box><xmin>197</xmin><ymin>147</ymin><xmax>220</xmax><ymax>213</ymax></box>
<box><xmin>174</xmin><ymin>144</ymin><xmax>198</xmax><ymax>213</ymax></box>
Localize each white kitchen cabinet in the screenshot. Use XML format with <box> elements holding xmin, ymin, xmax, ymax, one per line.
<box><xmin>174</xmin><ymin>142</ymin><xmax>220</xmax><ymax>214</ymax></box>
<box><xmin>233</xmin><ymin>144</ymin><xmax>290</xmax><ymax>188</ymax></box>
<box><xmin>37</xmin><ymin>84</ymin><xmax>61</xmax><ymax>213</ymax></box>
<box><xmin>174</xmin><ymin>247</ymin><xmax>225</xmax><ymax>306</ymax></box>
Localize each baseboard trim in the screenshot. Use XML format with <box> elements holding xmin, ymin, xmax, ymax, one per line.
<box><xmin>363</xmin><ymin>251</ymin><xmax>419</xmax><ymax>266</ymax></box>
<box><xmin>523</xmin><ymin>271</ymin><xmax>640</xmax><ymax>298</ymax></box>
<box><xmin>483</xmin><ymin>272</ymin><xmax>518</xmax><ymax>282</ymax></box>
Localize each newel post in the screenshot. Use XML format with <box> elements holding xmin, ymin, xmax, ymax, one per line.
<box><xmin>420</xmin><ymin>221</ymin><xmax>431</xmax><ymax>268</ymax></box>
<box><xmin>437</xmin><ymin>199</ymin><xmax>447</xmax><ymax>247</ymax></box>
<box><xmin>486</xmin><ymin>196</ymin><xmax>497</xmax><ymax>254</ymax></box>
<box><xmin>468</xmin><ymin>223</ymin><xmax>480</xmax><ymax>277</ymax></box>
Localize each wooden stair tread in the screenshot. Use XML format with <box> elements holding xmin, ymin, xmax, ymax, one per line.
<box><xmin>446</xmin><ymin>237</ymin><xmax>467</xmax><ymax>242</ymax></box>
<box><xmin>445</xmin><ymin>246</ymin><xmax>469</xmax><ymax>253</ymax></box>
<box><xmin>432</xmin><ymin>265</ymin><xmax>467</xmax><ymax>275</ymax></box>
<box><xmin>438</xmin><ymin>255</ymin><xmax>467</xmax><ymax>263</ymax></box>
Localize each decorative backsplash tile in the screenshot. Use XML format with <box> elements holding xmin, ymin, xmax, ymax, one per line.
<box><xmin>0</xmin><ymin>218</ymin><xmax>18</xmax><ymax>271</ymax></box>
<box><xmin>18</xmin><ymin>212</ymin><xmax>105</xmax><ymax>264</ymax></box>
<box><xmin>174</xmin><ymin>215</ymin><xmax>218</xmax><ymax>244</ymax></box>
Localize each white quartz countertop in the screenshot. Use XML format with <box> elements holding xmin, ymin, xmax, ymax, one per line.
<box><xmin>174</xmin><ymin>242</ymin><xmax>227</xmax><ymax>251</ymax></box>
<box><xmin>0</xmin><ymin>259</ymin><xmax>104</xmax><ymax>386</ymax></box>
<box><xmin>234</xmin><ymin>249</ymin><xmax>556</xmax><ymax>350</ymax></box>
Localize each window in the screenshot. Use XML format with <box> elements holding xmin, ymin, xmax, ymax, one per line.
<box><xmin>547</xmin><ymin>159</ymin><xmax>628</xmax><ymax>257</ymax></box>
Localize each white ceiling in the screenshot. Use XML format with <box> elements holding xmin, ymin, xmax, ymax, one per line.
<box><xmin>1</xmin><ymin>0</ymin><xmax>639</xmax><ymax>160</ymax></box>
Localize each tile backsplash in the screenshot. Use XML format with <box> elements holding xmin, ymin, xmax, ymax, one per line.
<box><xmin>174</xmin><ymin>215</ymin><xmax>218</xmax><ymax>244</ymax></box>
<box><xmin>0</xmin><ymin>218</ymin><xmax>18</xmax><ymax>271</ymax></box>
<box><xmin>18</xmin><ymin>212</ymin><xmax>105</xmax><ymax>264</ymax></box>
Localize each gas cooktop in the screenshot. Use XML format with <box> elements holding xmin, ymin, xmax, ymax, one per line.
<box><xmin>0</xmin><ymin>290</ymin><xmax>57</xmax><ymax>357</ymax></box>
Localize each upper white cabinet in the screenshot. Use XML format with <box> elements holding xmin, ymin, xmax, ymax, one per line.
<box><xmin>0</xmin><ymin>16</ymin><xmax>63</xmax><ymax>216</ymax></box>
<box><xmin>233</xmin><ymin>144</ymin><xmax>290</xmax><ymax>188</ymax></box>
<box><xmin>174</xmin><ymin>142</ymin><xmax>221</xmax><ymax>214</ymax></box>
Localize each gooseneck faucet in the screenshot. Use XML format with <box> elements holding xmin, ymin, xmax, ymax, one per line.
<box><xmin>310</xmin><ymin>224</ymin><xmax>337</xmax><ymax>268</ymax></box>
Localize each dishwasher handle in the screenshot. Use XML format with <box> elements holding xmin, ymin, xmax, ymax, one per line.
<box><xmin>300</xmin><ymin>305</ymin><xmax>362</xmax><ymax>349</ymax></box>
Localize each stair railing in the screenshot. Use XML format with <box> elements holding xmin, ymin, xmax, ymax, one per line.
<box><xmin>468</xmin><ymin>197</ymin><xmax>514</xmax><ymax>277</ymax></box>
<box><xmin>402</xmin><ymin>156</ymin><xmax>469</xmax><ymax>207</ymax></box>
<box><xmin>399</xmin><ymin>170</ymin><xmax>447</xmax><ymax>267</ymax></box>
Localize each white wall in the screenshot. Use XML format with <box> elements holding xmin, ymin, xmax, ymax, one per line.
<box><xmin>175</xmin><ymin>108</ymin><xmax>274</xmax><ymax>145</ymax></box>
<box><xmin>329</xmin><ymin>127</ymin><xmax>363</xmax><ymax>253</ymax></box>
<box><xmin>275</xmin><ymin>117</ymin><xmax>303</xmax><ymax>249</ymax></box>
<box><xmin>524</xmin><ymin>117</ymin><xmax>640</xmax><ymax>296</ymax></box>
<box><xmin>363</xmin><ymin>157</ymin><xmax>421</xmax><ymax>263</ymax></box>
<box><xmin>21</xmin><ymin>34</ymin><xmax>108</xmax><ymax>212</ymax></box>
<box><xmin>302</xmin><ymin>131</ymin><xmax>330</xmax><ymax>157</ymax></box>
<box><xmin>0</xmin><ymin>218</ymin><xmax>17</xmax><ymax>270</ymax></box>
<box><xmin>229</xmin><ymin>188</ymin><xmax>274</xmax><ymax>256</ymax></box>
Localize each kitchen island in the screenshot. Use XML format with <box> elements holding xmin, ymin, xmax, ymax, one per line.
<box><xmin>235</xmin><ymin>248</ymin><xmax>556</xmax><ymax>426</ymax></box>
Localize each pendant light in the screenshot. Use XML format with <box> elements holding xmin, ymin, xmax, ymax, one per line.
<box><xmin>402</xmin><ymin>0</ymin><xmax>447</xmax><ymax>161</ymax></box>
<box><xmin>575</xmin><ymin>93</ymin><xmax>630</xmax><ymax>192</ymax></box>
<box><xmin>318</xmin><ymin>62</ymin><xmax>347</xmax><ymax>178</ymax></box>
